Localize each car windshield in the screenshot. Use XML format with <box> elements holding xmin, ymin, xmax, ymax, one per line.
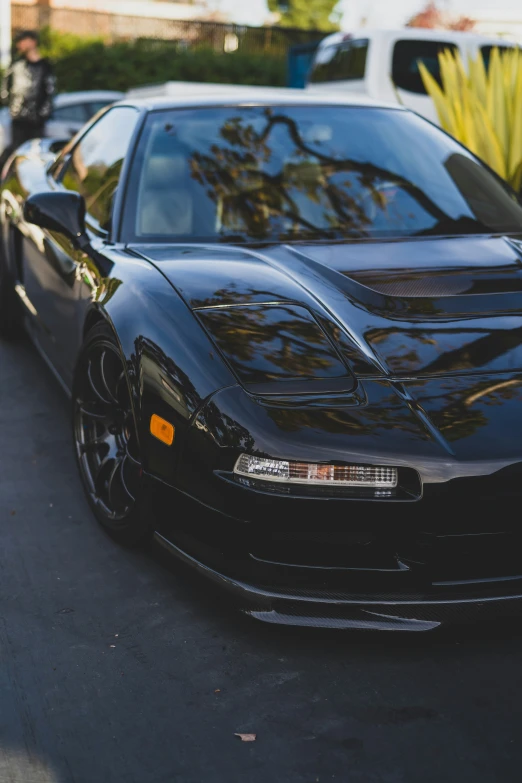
<box><xmin>130</xmin><ymin>105</ymin><xmax>522</xmax><ymax>243</ymax></box>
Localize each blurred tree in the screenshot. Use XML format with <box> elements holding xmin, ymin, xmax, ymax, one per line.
<box><xmin>267</xmin><ymin>0</ymin><xmax>341</xmax><ymax>31</ymax></box>
<box><xmin>407</xmin><ymin>1</ymin><xmax>440</xmax><ymax>28</ymax></box>
<box><xmin>406</xmin><ymin>1</ymin><xmax>475</xmax><ymax>31</ymax></box>
<box><xmin>447</xmin><ymin>15</ymin><xmax>476</xmax><ymax>31</ymax></box>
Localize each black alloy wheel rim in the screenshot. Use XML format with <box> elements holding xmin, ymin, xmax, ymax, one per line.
<box><xmin>74</xmin><ymin>340</ymin><xmax>141</xmax><ymax>523</ymax></box>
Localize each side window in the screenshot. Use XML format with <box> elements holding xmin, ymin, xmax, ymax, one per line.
<box><xmin>480</xmin><ymin>44</ymin><xmax>517</xmax><ymax>71</ymax></box>
<box><xmin>60</xmin><ymin>106</ymin><xmax>139</xmax><ymax>234</ymax></box>
<box><xmin>392</xmin><ymin>40</ymin><xmax>457</xmax><ymax>94</ymax></box>
<box><xmin>88</xmin><ymin>100</ymin><xmax>116</xmax><ymax>117</ymax></box>
<box><xmin>50</xmin><ymin>103</ymin><xmax>89</xmax><ymax>123</ymax></box>
<box><xmin>309</xmin><ymin>39</ymin><xmax>369</xmax><ymax>83</ymax></box>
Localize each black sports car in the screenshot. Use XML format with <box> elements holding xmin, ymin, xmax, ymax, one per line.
<box><xmin>3</xmin><ymin>89</ymin><xmax>522</xmax><ymax>631</ymax></box>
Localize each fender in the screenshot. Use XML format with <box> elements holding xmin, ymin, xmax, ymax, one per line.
<box><xmin>78</xmin><ymin>246</ymin><xmax>237</xmax><ymax>486</ymax></box>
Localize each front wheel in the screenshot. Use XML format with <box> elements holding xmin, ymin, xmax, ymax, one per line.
<box><xmin>73</xmin><ymin>322</ymin><xmax>152</xmax><ymax>546</ymax></box>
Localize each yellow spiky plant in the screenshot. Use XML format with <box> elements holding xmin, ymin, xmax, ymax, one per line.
<box><xmin>419</xmin><ymin>47</ymin><xmax>522</xmax><ymax>192</ymax></box>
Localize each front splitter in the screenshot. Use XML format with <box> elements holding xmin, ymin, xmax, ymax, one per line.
<box><xmin>154</xmin><ymin>532</ymin><xmax>522</xmax><ymax>631</ymax></box>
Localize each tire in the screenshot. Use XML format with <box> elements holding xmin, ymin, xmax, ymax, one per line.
<box><xmin>72</xmin><ymin>322</ymin><xmax>152</xmax><ymax>547</ymax></box>
<box><xmin>0</xmin><ymin>239</ymin><xmax>23</xmax><ymax>338</ymax></box>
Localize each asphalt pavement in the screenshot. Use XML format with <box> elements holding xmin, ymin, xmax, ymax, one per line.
<box><xmin>2</xmin><ymin>334</ymin><xmax>522</xmax><ymax>783</ymax></box>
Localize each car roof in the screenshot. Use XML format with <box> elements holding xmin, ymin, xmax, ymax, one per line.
<box><xmin>121</xmin><ymin>82</ymin><xmax>400</xmax><ymax>111</ymax></box>
<box><xmin>317</xmin><ymin>28</ymin><xmax>518</xmax><ymax>49</ymax></box>
<box><xmin>55</xmin><ymin>90</ymin><xmax>125</xmax><ymax>106</ymax></box>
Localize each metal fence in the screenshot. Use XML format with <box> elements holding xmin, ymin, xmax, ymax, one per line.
<box><xmin>11</xmin><ymin>4</ymin><xmax>324</xmax><ymax>55</ymax></box>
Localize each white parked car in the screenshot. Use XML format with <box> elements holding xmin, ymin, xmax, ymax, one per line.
<box><xmin>306</xmin><ymin>28</ymin><xmax>517</xmax><ymax>123</ymax></box>
<box><xmin>0</xmin><ymin>90</ymin><xmax>124</xmax><ymax>155</ymax></box>
<box><xmin>124</xmin><ymin>82</ymin><xmax>291</xmax><ymax>100</ymax></box>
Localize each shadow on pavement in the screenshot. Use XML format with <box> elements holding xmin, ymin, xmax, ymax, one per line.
<box><xmin>2</xmin><ymin>334</ymin><xmax>522</xmax><ymax>783</ymax></box>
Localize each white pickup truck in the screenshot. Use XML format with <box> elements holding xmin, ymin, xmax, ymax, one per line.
<box><xmin>306</xmin><ymin>28</ymin><xmax>517</xmax><ymax>123</ymax></box>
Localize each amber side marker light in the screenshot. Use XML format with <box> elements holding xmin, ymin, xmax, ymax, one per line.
<box><xmin>150</xmin><ymin>414</ymin><xmax>175</xmax><ymax>446</ymax></box>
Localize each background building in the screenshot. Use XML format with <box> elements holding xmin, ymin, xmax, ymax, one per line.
<box><xmin>13</xmin><ymin>0</ymin><xmax>223</xmax><ymax>26</ymax></box>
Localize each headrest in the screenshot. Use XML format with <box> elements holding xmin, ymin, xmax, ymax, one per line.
<box><xmin>142</xmin><ymin>154</ymin><xmax>188</xmax><ymax>189</ymax></box>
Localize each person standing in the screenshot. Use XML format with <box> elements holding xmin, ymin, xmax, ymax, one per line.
<box><xmin>1</xmin><ymin>30</ymin><xmax>55</xmax><ymax>152</ymax></box>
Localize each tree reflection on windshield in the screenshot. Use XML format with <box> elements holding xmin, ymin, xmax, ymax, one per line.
<box><xmin>187</xmin><ymin>108</ymin><xmax>482</xmax><ymax>241</ymax></box>
<box><xmin>135</xmin><ymin>106</ymin><xmax>522</xmax><ymax>241</ymax></box>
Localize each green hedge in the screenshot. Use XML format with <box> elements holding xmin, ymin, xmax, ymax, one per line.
<box><xmin>39</xmin><ymin>30</ymin><xmax>287</xmax><ymax>92</ymax></box>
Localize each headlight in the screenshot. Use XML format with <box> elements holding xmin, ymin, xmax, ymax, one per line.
<box><xmin>196</xmin><ymin>303</ymin><xmax>354</xmax><ymax>395</ymax></box>
<box><xmin>234</xmin><ymin>454</ymin><xmax>398</xmax><ymax>489</ymax></box>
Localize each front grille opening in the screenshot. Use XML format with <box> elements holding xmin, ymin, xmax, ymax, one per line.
<box><xmin>249</xmin><ymin>532</ymin><xmax>407</xmax><ymax>571</ymax></box>
<box><xmin>428</xmin><ymin>533</ymin><xmax>522</xmax><ymax>586</ymax></box>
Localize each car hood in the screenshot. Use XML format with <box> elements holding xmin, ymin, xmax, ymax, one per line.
<box><xmin>131</xmin><ymin>234</ymin><xmax>522</xmax><ymax>380</ymax></box>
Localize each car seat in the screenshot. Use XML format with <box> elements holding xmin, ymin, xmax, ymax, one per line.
<box><xmin>138</xmin><ymin>153</ymin><xmax>193</xmax><ymax>236</ymax></box>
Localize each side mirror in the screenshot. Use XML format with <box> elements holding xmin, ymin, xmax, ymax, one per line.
<box><xmin>24</xmin><ymin>191</ymin><xmax>89</xmax><ymax>250</ymax></box>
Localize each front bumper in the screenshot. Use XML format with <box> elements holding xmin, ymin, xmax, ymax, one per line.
<box><xmin>154</xmin><ymin>528</ymin><xmax>522</xmax><ymax>631</ymax></box>
<box><xmin>148</xmin><ymin>472</ymin><xmax>522</xmax><ymax>631</ymax></box>
<box><xmin>147</xmin><ymin>373</ymin><xmax>522</xmax><ymax>630</ymax></box>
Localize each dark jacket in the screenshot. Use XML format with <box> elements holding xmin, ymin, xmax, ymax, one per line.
<box><xmin>1</xmin><ymin>58</ymin><xmax>55</xmax><ymax>123</ymax></box>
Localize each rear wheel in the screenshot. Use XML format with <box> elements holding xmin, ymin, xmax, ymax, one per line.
<box><xmin>73</xmin><ymin>322</ymin><xmax>152</xmax><ymax>546</ymax></box>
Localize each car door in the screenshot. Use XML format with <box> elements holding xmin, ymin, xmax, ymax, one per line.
<box><xmin>22</xmin><ymin>106</ymin><xmax>140</xmax><ymax>388</ymax></box>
